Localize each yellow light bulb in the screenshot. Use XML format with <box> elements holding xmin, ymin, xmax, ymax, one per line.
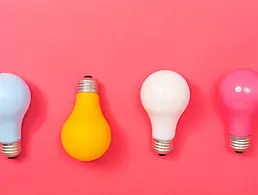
<box><xmin>61</xmin><ymin>76</ymin><xmax>111</xmax><ymax>161</ymax></box>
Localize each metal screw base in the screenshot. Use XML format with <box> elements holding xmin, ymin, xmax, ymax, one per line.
<box><xmin>152</xmin><ymin>138</ymin><xmax>172</xmax><ymax>156</ymax></box>
<box><xmin>1</xmin><ymin>141</ymin><xmax>22</xmax><ymax>159</ymax></box>
<box><xmin>79</xmin><ymin>76</ymin><xmax>98</xmax><ymax>94</ymax></box>
<box><xmin>230</xmin><ymin>135</ymin><xmax>250</xmax><ymax>154</ymax></box>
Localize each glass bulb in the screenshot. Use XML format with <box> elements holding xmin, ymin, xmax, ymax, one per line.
<box><xmin>61</xmin><ymin>76</ymin><xmax>111</xmax><ymax>161</ymax></box>
<box><xmin>0</xmin><ymin>73</ymin><xmax>31</xmax><ymax>159</ymax></box>
<box><xmin>140</xmin><ymin>70</ymin><xmax>190</xmax><ymax>156</ymax></box>
<box><xmin>218</xmin><ymin>68</ymin><xmax>258</xmax><ymax>154</ymax></box>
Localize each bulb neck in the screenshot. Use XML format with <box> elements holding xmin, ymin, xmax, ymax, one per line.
<box><xmin>1</xmin><ymin>141</ymin><xmax>21</xmax><ymax>159</ymax></box>
<box><xmin>150</xmin><ymin>114</ymin><xmax>177</xmax><ymax>140</ymax></box>
<box><xmin>228</xmin><ymin>113</ymin><xmax>252</xmax><ymax>137</ymax></box>
<box><xmin>78</xmin><ymin>76</ymin><xmax>98</xmax><ymax>94</ymax></box>
<box><xmin>0</xmin><ymin>121</ymin><xmax>21</xmax><ymax>144</ymax></box>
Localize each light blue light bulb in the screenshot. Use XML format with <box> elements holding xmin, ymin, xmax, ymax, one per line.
<box><xmin>0</xmin><ymin>73</ymin><xmax>31</xmax><ymax>159</ymax></box>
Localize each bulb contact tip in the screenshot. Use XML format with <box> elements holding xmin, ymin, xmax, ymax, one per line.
<box><xmin>152</xmin><ymin>138</ymin><xmax>172</xmax><ymax>156</ymax></box>
<box><xmin>1</xmin><ymin>141</ymin><xmax>22</xmax><ymax>159</ymax></box>
<box><xmin>230</xmin><ymin>135</ymin><xmax>250</xmax><ymax>154</ymax></box>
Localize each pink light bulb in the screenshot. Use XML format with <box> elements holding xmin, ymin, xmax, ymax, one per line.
<box><xmin>218</xmin><ymin>68</ymin><xmax>258</xmax><ymax>154</ymax></box>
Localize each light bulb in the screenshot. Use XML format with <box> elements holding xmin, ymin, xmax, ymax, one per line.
<box><xmin>218</xmin><ymin>68</ymin><xmax>258</xmax><ymax>154</ymax></box>
<box><xmin>0</xmin><ymin>73</ymin><xmax>31</xmax><ymax>159</ymax></box>
<box><xmin>61</xmin><ymin>76</ymin><xmax>111</xmax><ymax>161</ymax></box>
<box><xmin>140</xmin><ymin>70</ymin><xmax>190</xmax><ymax>156</ymax></box>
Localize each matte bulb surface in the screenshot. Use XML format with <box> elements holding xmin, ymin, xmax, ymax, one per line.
<box><xmin>140</xmin><ymin>70</ymin><xmax>190</xmax><ymax>155</ymax></box>
<box><xmin>218</xmin><ymin>68</ymin><xmax>258</xmax><ymax>153</ymax></box>
<box><xmin>0</xmin><ymin>73</ymin><xmax>31</xmax><ymax>159</ymax></box>
<box><xmin>61</xmin><ymin>76</ymin><xmax>111</xmax><ymax>161</ymax></box>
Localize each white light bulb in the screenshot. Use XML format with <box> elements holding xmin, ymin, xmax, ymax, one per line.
<box><xmin>0</xmin><ymin>73</ymin><xmax>31</xmax><ymax>159</ymax></box>
<box><xmin>140</xmin><ymin>70</ymin><xmax>190</xmax><ymax>156</ymax></box>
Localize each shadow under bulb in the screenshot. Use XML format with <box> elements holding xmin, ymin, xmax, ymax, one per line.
<box><xmin>0</xmin><ymin>73</ymin><xmax>31</xmax><ymax>159</ymax></box>
<box><xmin>61</xmin><ymin>76</ymin><xmax>111</xmax><ymax>161</ymax></box>
<box><xmin>140</xmin><ymin>70</ymin><xmax>190</xmax><ymax>156</ymax></box>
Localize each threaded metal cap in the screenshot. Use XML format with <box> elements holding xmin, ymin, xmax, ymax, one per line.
<box><xmin>1</xmin><ymin>141</ymin><xmax>22</xmax><ymax>159</ymax></box>
<box><xmin>230</xmin><ymin>135</ymin><xmax>250</xmax><ymax>154</ymax></box>
<box><xmin>78</xmin><ymin>76</ymin><xmax>98</xmax><ymax>94</ymax></box>
<box><xmin>152</xmin><ymin>138</ymin><xmax>172</xmax><ymax>156</ymax></box>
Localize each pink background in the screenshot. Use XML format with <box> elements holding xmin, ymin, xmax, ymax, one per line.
<box><xmin>0</xmin><ymin>0</ymin><xmax>258</xmax><ymax>194</ymax></box>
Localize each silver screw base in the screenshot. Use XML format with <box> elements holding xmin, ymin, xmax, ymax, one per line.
<box><xmin>230</xmin><ymin>135</ymin><xmax>250</xmax><ymax>154</ymax></box>
<box><xmin>152</xmin><ymin>138</ymin><xmax>172</xmax><ymax>156</ymax></box>
<box><xmin>79</xmin><ymin>76</ymin><xmax>98</xmax><ymax>94</ymax></box>
<box><xmin>1</xmin><ymin>141</ymin><xmax>22</xmax><ymax>159</ymax></box>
